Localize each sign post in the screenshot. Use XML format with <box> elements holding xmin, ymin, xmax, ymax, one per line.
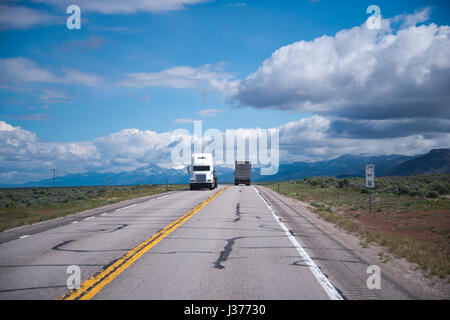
<box><xmin>366</xmin><ymin>164</ymin><xmax>375</xmax><ymax>215</ymax></box>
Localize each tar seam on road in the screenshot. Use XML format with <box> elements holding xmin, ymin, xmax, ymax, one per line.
<box><xmin>214</xmin><ymin>236</ymin><xmax>244</xmax><ymax>269</ymax></box>
<box><xmin>59</xmin><ymin>187</ymin><xmax>228</xmax><ymax>300</ymax></box>
<box><xmin>233</xmin><ymin>203</ymin><xmax>241</xmax><ymax>222</ymax></box>
<box><xmin>252</xmin><ymin>186</ymin><xmax>344</xmax><ymax>301</ymax></box>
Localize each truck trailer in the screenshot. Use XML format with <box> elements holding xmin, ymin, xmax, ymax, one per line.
<box><xmin>187</xmin><ymin>153</ymin><xmax>217</xmax><ymax>190</ymax></box>
<box><xmin>234</xmin><ymin>161</ymin><xmax>251</xmax><ymax>186</ymax></box>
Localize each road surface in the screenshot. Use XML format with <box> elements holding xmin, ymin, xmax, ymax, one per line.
<box><xmin>0</xmin><ymin>185</ymin><xmax>417</xmax><ymax>300</ymax></box>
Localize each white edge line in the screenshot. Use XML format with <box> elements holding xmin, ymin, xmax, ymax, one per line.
<box><xmin>116</xmin><ymin>203</ymin><xmax>137</xmax><ymax>211</ymax></box>
<box><xmin>83</xmin><ymin>216</ymin><xmax>95</xmax><ymax>221</ymax></box>
<box><xmin>19</xmin><ymin>235</ymin><xmax>30</xmax><ymax>239</ymax></box>
<box><xmin>252</xmin><ymin>186</ymin><xmax>344</xmax><ymax>300</ymax></box>
<box><xmin>115</xmin><ymin>193</ymin><xmax>170</xmax><ymax>211</ymax></box>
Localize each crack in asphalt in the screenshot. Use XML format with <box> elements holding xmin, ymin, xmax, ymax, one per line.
<box><xmin>52</xmin><ymin>240</ymin><xmax>129</xmax><ymax>253</ymax></box>
<box><xmin>148</xmin><ymin>251</ymin><xmax>214</xmax><ymax>255</ymax></box>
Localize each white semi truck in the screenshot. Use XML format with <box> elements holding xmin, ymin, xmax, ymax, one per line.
<box><xmin>187</xmin><ymin>153</ymin><xmax>218</xmax><ymax>190</ymax></box>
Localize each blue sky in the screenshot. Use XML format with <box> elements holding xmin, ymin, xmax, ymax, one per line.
<box><xmin>1</xmin><ymin>0</ymin><xmax>450</xmax><ymax>183</ymax></box>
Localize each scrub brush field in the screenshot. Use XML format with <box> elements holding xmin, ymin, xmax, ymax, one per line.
<box><xmin>265</xmin><ymin>175</ymin><xmax>450</xmax><ymax>280</ymax></box>
<box><xmin>0</xmin><ymin>184</ymin><xmax>186</xmax><ymax>232</ymax></box>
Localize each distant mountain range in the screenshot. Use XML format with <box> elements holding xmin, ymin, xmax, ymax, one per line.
<box><xmin>1</xmin><ymin>149</ymin><xmax>448</xmax><ymax>188</ymax></box>
<box><xmin>252</xmin><ymin>154</ymin><xmax>416</xmax><ymax>181</ymax></box>
<box><xmin>382</xmin><ymin>149</ymin><xmax>450</xmax><ymax>176</ymax></box>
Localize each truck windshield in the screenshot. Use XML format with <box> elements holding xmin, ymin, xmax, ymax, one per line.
<box><xmin>193</xmin><ymin>166</ymin><xmax>210</xmax><ymax>171</ymax></box>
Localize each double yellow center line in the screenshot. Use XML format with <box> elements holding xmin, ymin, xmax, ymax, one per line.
<box><xmin>59</xmin><ymin>187</ymin><xmax>227</xmax><ymax>300</ymax></box>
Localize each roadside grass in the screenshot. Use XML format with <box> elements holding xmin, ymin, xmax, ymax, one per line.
<box><xmin>359</xmin><ymin>229</ymin><xmax>449</xmax><ymax>279</ymax></box>
<box><xmin>265</xmin><ymin>175</ymin><xmax>450</xmax><ymax>280</ymax></box>
<box><xmin>0</xmin><ymin>184</ymin><xmax>187</xmax><ymax>232</ymax></box>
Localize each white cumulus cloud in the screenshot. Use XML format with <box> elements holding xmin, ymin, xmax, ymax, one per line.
<box><xmin>0</xmin><ymin>57</ymin><xmax>105</xmax><ymax>87</ymax></box>
<box><xmin>0</xmin><ymin>5</ymin><xmax>60</xmax><ymax>30</ymax></box>
<box><xmin>228</xmin><ymin>8</ymin><xmax>450</xmax><ymax>122</ymax></box>
<box><xmin>1</xmin><ymin>117</ymin><xmax>448</xmax><ymax>184</ymax></box>
<box><xmin>119</xmin><ymin>64</ymin><xmax>232</xmax><ymax>89</ymax></box>
<box><xmin>31</xmin><ymin>0</ymin><xmax>208</xmax><ymax>14</ymax></box>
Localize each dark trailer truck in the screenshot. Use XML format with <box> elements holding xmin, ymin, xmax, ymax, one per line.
<box><xmin>234</xmin><ymin>161</ymin><xmax>251</xmax><ymax>186</ymax></box>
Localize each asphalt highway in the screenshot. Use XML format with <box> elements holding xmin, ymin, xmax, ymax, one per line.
<box><xmin>0</xmin><ymin>185</ymin><xmax>416</xmax><ymax>300</ymax></box>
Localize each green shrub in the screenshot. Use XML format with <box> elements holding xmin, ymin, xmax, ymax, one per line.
<box><xmin>426</xmin><ymin>191</ymin><xmax>440</xmax><ymax>199</ymax></box>
<box><xmin>397</xmin><ymin>185</ymin><xmax>411</xmax><ymax>196</ymax></box>
<box><xmin>338</xmin><ymin>179</ymin><xmax>349</xmax><ymax>189</ymax></box>
<box><xmin>1</xmin><ymin>200</ymin><xmax>16</xmax><ymax>209</ymax></box>
<box><xmin>430</xmin><ymin>183</ymin><xmax>448</xmax><ymax>195</ymax></box>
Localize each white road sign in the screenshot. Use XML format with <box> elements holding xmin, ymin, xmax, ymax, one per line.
<box><xmin>366</xmin><ymin>164</ymin><xmax>375</xmax><ymax>188</ymax></box>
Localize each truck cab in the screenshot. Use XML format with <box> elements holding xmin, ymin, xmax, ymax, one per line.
<box><xmin>187</xmin><ymin>153</ymin><xmax>217</xmax><ymax>190</ymax></box>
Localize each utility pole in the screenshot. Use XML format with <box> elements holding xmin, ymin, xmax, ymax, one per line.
<box><xmin>51</xmin><ymin>169</ymin><xmax>57</xmax><ymax>187</ymax></box>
